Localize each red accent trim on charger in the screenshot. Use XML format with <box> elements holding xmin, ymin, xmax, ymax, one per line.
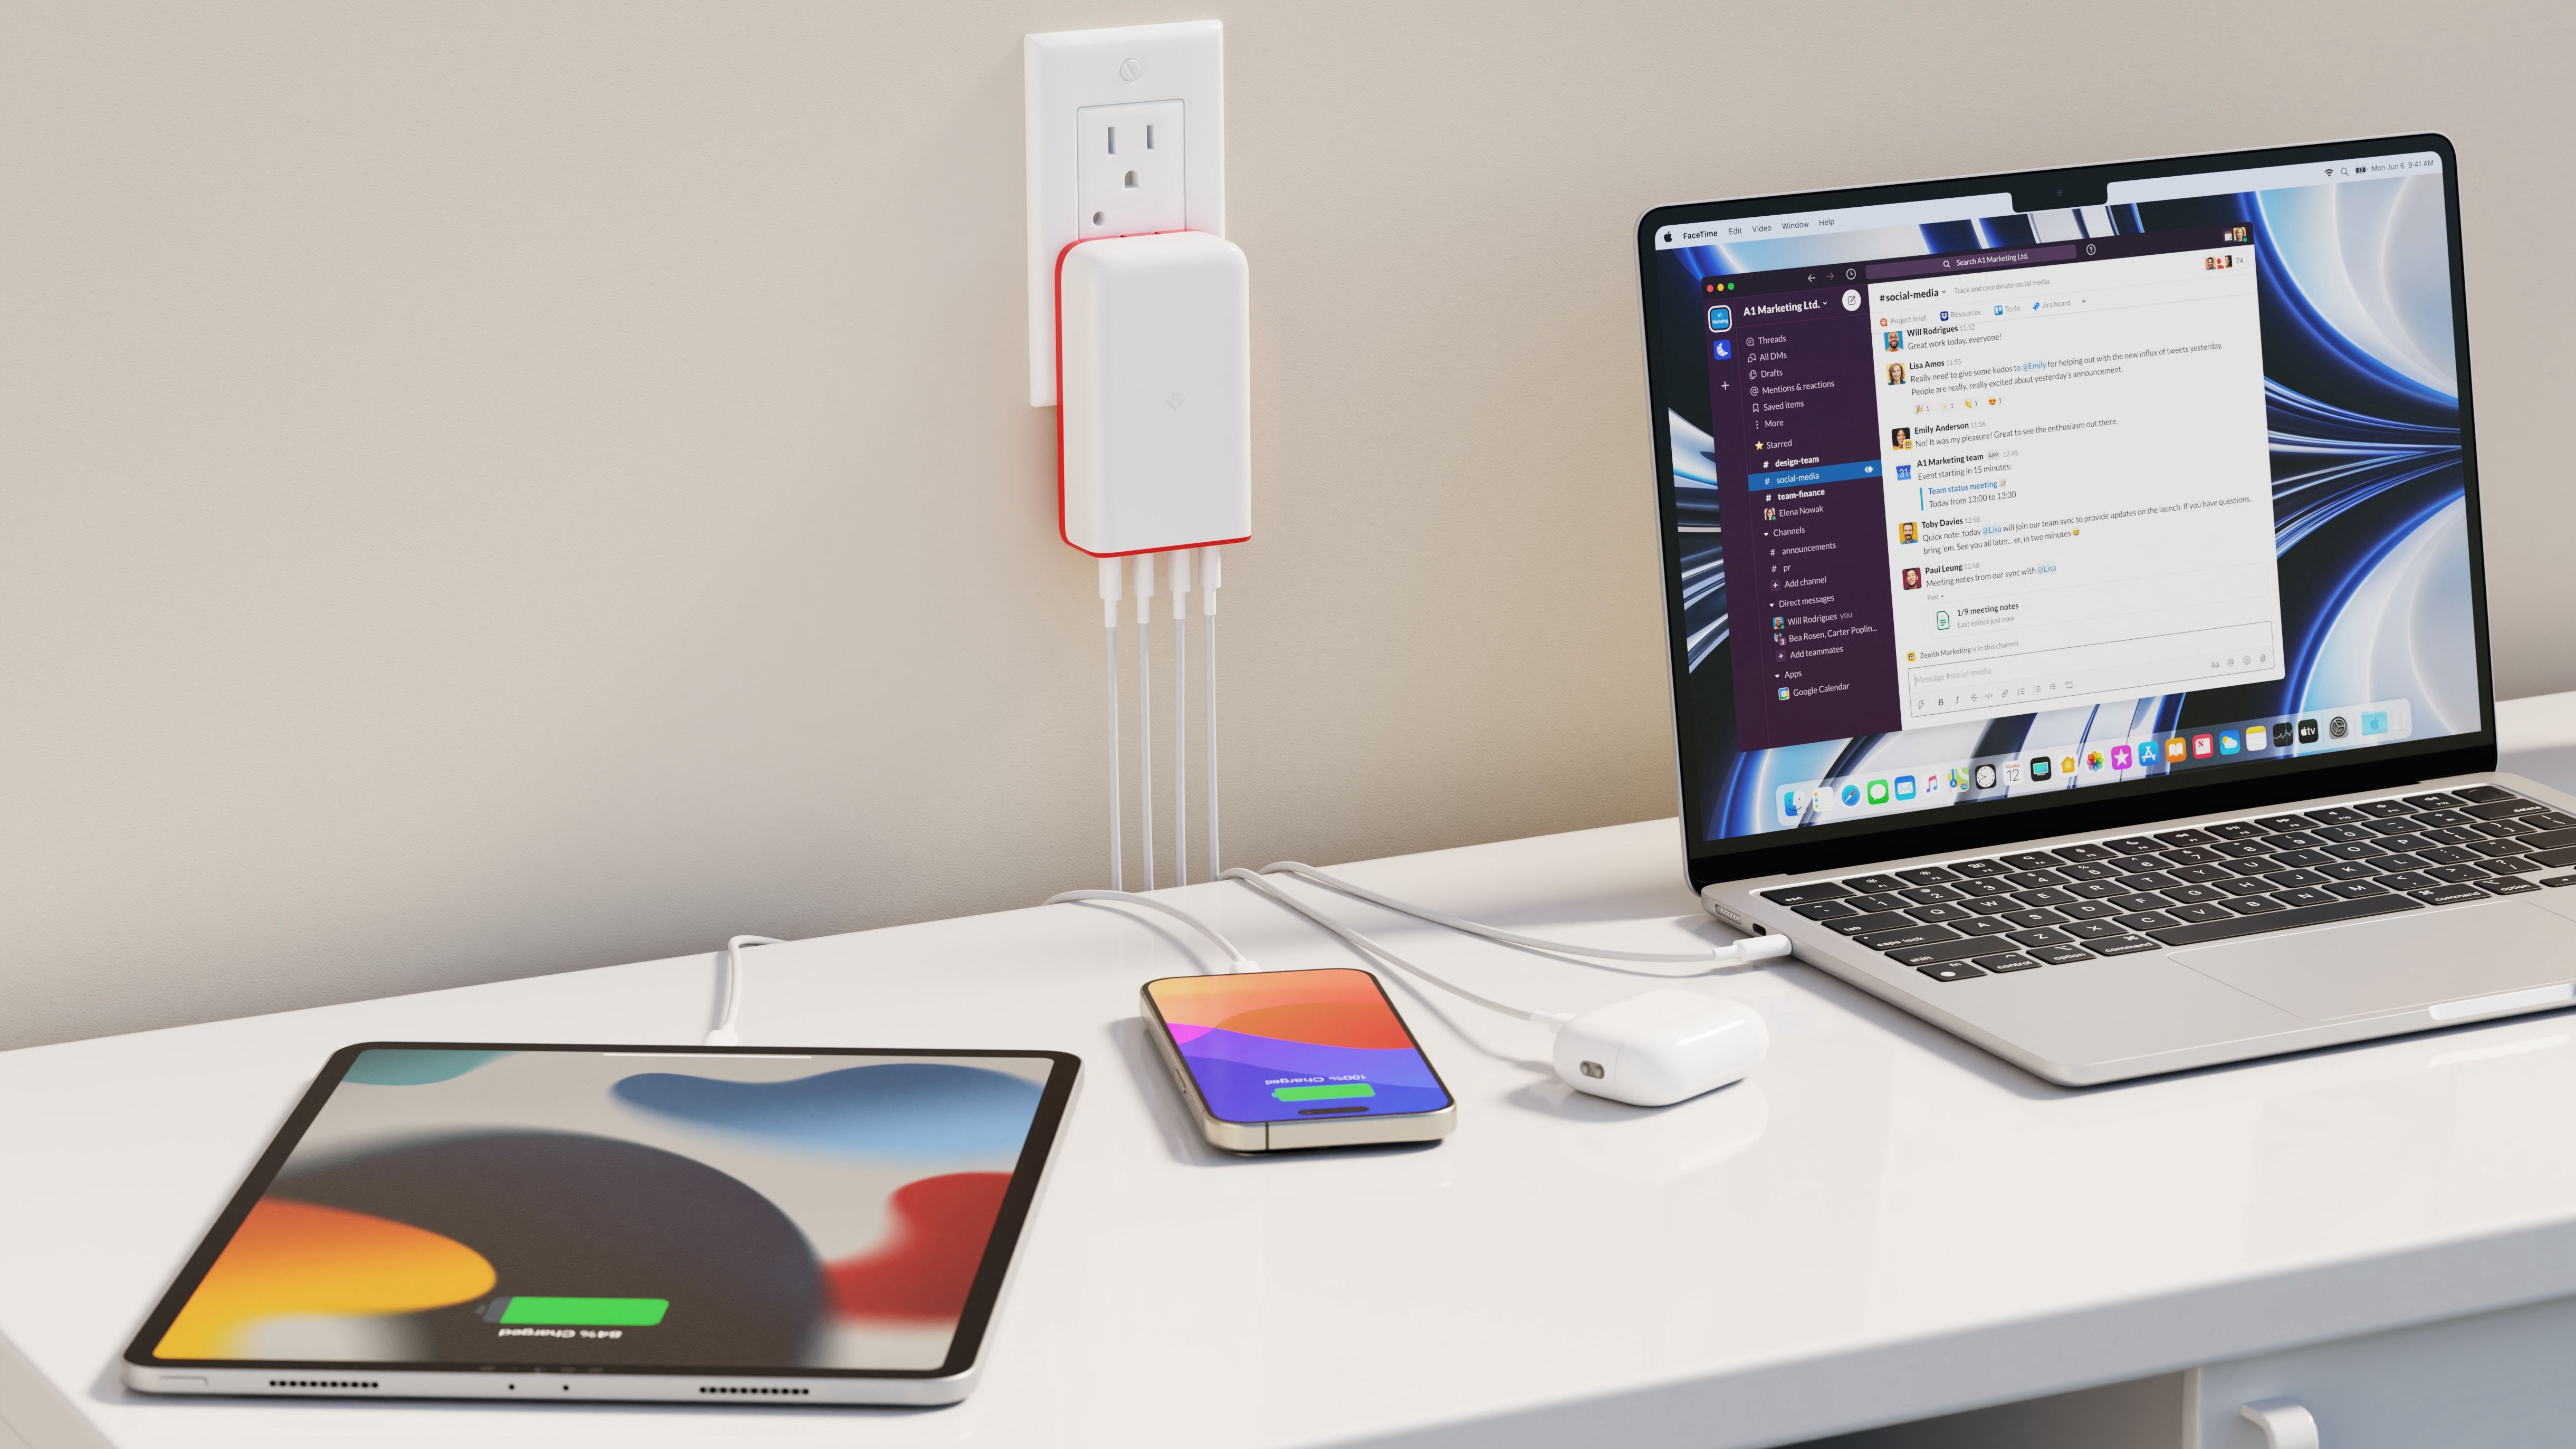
<box><xmin>1054</xmin><ymin>231</ymin><xmax>1253</xmax><ymax>560</ymax></box>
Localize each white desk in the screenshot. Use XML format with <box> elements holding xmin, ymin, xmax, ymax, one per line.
<box><xmin>6</xmin><ymin>693</ymin><xmax>2576</xmax><ymax>1449</ymax></box>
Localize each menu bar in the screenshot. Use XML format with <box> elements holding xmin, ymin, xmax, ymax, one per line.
<box><xmin>2103</xmin><ymin>151</ymin><xmax>2440</xmax><ymax>206</ymax></box>
<box><xmin>1658</xmin><ymin>153</ymin><xmax>2441</xmax><ymax>257</ymax></box>
<box><xmin>1655</xmin><ymin>194</ymin><xmax>2016</xmax><ymax>251</ymax></box>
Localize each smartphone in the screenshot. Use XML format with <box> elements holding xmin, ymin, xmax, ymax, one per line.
<box><xmin>1140</xmin><ymin>967</ymin><xmax>1457</xmax><ymax>1153</ymax></box>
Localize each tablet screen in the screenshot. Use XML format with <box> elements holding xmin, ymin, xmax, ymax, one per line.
<box><xmin>132</xmin><ymin>1044</ymin><xmax>1076</xmax><ymax>1378</ymax></box>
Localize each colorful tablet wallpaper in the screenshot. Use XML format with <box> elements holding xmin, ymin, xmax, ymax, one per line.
<box><xmin>152</xmin><ymin>1049</ymin><xmax>1055</xmax><ymax>1371</ymax></box>
<box><xmin>1148</xmin><ymin>969</ymin><xmax>1450</xmax><ymax>1124</ymax></box>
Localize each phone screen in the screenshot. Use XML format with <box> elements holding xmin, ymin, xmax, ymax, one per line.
<box><xmin>1144</xmin><ymin>968</ymin><xmax>1452</xmax><ymax>1125</ymax></box>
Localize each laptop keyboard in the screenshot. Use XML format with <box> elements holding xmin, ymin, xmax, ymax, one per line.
<box><xmin>1763</xmin><ymin>785</ymin><xmax>2576</xmax><ymax>982</ymax></box>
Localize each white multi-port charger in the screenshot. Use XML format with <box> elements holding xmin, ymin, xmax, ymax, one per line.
<box><xmin>1055</xmin><ymin>229</ymin><xmax>1251</xmax><ymax>559</ymax></box>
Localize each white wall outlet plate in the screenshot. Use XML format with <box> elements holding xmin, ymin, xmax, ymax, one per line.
<box><xmin>1024</xmin><ymin>20</ymin><xmax>1224</xmax><ymax>407</ymax></box>
<box><xmin>1076</xmin><ymin>100</ymin><xmax>1185</xmax><ymax>242</ymax></box>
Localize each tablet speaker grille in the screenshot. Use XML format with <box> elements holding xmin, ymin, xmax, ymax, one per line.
<box><xmin>700</xmin><ymin>1384</ymin><xmax>810</xmax><ymax>1395</ymax></box>
<box><xmin>270</xmin><ymin>1378</ymin><xmax>379</xmax><ymax>1389</ymax></box>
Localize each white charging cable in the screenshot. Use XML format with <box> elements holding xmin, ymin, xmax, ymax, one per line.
<box><xmin>1093</xmin><ymin>546</ymin><xmax>1222</xmax><ymax>893</ymax></box>
<box><xmin>705</xmin><ymin>934</ymin><xmax>784</xmax><ymax>1045</ymax></box>
<box><xmin>1224</xmin><ymin>870</ymin><xmax>1773</xmax><ymax>1105</ymax></box>
<box><xmin>1170</xmin><ymin>549</ymin><xmax>1191</xmax><ymax>885</ymax></box>
<box><xmin>1221</xmin><ymin>869</ymin><xmax>1543</xmax><ymax>1020</ymax></box>
<box><xmin>1256</xmin><ymin>861</ymin><xmax>1794</xmax><ymax>968</ymax></box>
<box><xmin>1097</xmin><ymin>560</ymin><xmax>1124</xmax><ymax>892</ymax></box>
<box><xmin>1133</xmin><ymin>554</ymin><xmax>1156</xmax><ymax>891</ymax></box>
<box><xmin>1045</xmin><ymin>890</ymin><xmax>1254</xmax><ymax>973</ymax></box>
<box><xmin>1201</xmin><ymin>545</ymin><xmax>1222</xmax><ymax>879</ymax></box>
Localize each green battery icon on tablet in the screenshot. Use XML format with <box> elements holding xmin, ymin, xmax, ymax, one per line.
<box><xmin>484</xmin><ymin>1296</ymin><xmax>668</xmax><ymax>1327</ymax></box>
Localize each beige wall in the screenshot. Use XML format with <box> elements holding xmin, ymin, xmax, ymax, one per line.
<box><xmin>2</xmin><ymin>0</ymin><xmax>2568</xmax><ymax>1049</ymax></box>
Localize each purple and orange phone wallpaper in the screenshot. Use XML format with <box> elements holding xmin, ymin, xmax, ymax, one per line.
<box><xmin>151</xmin><ymin>1049</ymin><xmax>1056</xmax><ymax>1370</ymax></box>
<box><xmin>1148</xmin><ymin>968</ymin><xmax>1450</xmax><ymax>1122</ymax></box>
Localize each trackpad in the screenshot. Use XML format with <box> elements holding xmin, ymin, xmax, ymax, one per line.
<box><xmin>2174</xmin><ymin>903</ymin><xmax>2576</xmax><ymax>1022</ymax></box>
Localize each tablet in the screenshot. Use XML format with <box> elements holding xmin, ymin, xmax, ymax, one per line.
<box><xmin>123</xmin><ymin>1042</ymin><xmax>1079</xmax><ymax>1406</ymax></box>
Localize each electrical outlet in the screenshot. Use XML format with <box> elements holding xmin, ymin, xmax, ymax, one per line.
<box><xmin>1024</xmin><ymin>21</ymin><xmax>1223</xmax><ymax>407</ymax></box>
<box><xmin>1077</xmin><ymin>100</ymin><xmax>1184</xmax><ymax>239</ymax></box>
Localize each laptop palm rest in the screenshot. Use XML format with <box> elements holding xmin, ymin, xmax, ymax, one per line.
<box><xmin>2172</xmin><ymin>902</ymin><xmax>2576</xmax><ymax>1023</ymax></box>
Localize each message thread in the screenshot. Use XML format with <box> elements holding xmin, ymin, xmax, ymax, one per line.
<box><xmin>1703</xmin><ymin>226</ymin><xmax>2283</xmax><ymax>754</ymax></box>
<box><xmin>1875</xmin><ymin>238</ymin><xmax>2283</xmax><ymax>728</ymax></box>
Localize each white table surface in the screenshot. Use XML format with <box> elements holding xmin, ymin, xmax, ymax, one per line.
<box><xmin>6</xmin><ymin>693</ymin><xmax>2576</xmax><ymax>1449</ymax></box>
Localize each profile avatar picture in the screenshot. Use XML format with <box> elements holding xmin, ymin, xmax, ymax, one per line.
<box><xmin>1901</xmin><ymin>568</ymin><xmax>1922</xmax><ymax>590</ymax></box>
<box><xmin>1883</xmin><ymin>330</ymin><xmax>1904</xmax><ymax>352</ymax></box>
<box><xmin>1886</xmin><ymin>361</ymin><xmax>1907</xmax><ymax>386</ymax></box>
<box><xmin>1897</xmin><ymin>522</ymin><xmax>1918</xmax><ymax>544</ymax></box>
<box><xmin>1890</xmin><ymin>427</ymin><xmax>1913</xmax><ymax>450</ymax></box>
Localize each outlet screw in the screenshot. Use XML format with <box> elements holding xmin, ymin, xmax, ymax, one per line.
<box><xmin>1118</xmin><ymin>57</ymin><xmax>1142</xmax><ymax>82</ymax></box>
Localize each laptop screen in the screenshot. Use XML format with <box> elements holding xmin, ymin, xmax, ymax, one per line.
<box><xmin>1640</xmin><ymin>139</ymin><xmax>2487</xmax><ymax>876</ymax></box>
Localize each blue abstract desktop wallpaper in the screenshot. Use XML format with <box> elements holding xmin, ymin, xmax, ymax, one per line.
<box><xmin>1656</xmin><ymin>174</ymin><xmax>2476</xmax><ymax>842</ymax></box>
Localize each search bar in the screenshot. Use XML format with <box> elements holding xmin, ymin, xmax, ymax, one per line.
<box><xmin>1869</xmin><ymin>245</ymin><xmax>2080</xmax><ymax>281</ymax></box>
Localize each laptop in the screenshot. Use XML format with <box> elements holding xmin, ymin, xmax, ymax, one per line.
<box><xmin>1636</xmin><ymin>134</ymin><xmax>2576</xmax><ymax>1085</ymax></box>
